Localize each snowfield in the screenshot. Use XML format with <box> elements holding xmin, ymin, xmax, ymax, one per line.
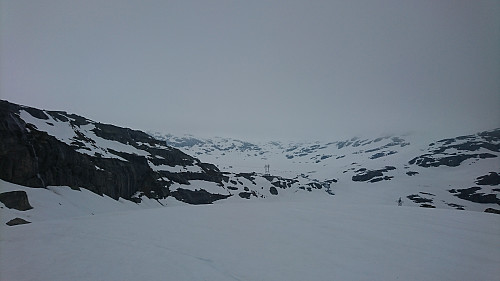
<box><xmin>1</xmin><ymin>191</ymin><xmax>498</xmax><ymax>281</ymax></box>
<box><xmin>1</xmin><ymin>103</ymin><xmax>499</xmax><ymax>280</ymax></box>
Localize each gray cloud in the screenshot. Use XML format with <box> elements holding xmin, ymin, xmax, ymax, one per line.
<box><xmin>1</xmin><ymin>0</ymin><xmax>499</xmax><ymax>141</ymax></box>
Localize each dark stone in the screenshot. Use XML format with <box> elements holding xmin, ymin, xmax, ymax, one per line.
<box><xmin>269</xmin><ymin>186</ymin><xmax>278</xmax><ymax>195</ymax></box>
<box><xmin>406</xmin><ymin>171</ymin><xmax>419</xmax><ymax>176</ymax></box>
<box><xmin>484</xmin><ymin>208</ymin><xmax>500</xmax><ymax>214</ymax></box>
<box><xmin>0</xmin><ymin>191</ymin><xmax>33</xmax><ymax>211</ymax></box>
<box><xmin>238</xmin><ymin>192</ymin><xmax>252</xmax><ymax>199</ymax></box>
<box><xmin>6</xmin><ymin>217</ymin><xmax>31</xmax><ymax>226</ymax></box>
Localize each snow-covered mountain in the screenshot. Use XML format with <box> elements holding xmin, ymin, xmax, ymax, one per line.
<box><xmin>150</xmin><ymin>129</ymin><xmax>500</xmax><ymax>211</ymax></box>
<box><xmin>0</xmin><ymin>100</ymin><xmax>333</xmax><ymax>222</ymax></box>
<box><xmin>1</xmin><ymin>100</ymin><xmax>499</xmax><ymax>281</ymax></box>
<box><xmin>1</xmin><ymin>99</ymin><xmax>499</xmax><ymax>221</ymax></box>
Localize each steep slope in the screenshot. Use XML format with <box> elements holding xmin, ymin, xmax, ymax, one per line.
<box><xmin>0</xmin><ymin>100</ymin><xmax>332</xmax><ymax>220</ymax></box>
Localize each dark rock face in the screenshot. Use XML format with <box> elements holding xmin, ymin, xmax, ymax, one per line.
<box><xmin>269</xmin><ymin>186</ymin><xmax>278</xmax><ymax>195</ymax></box>
<box><xmin>170</xmin><ymin>188</ymin><xmax>230</xmax><ymax>205</ymax></box>
<box><xmin>352</xmin><ymin>166</ymin><xmax>396</xmax><ymax>183</ymax></box>
<box><xmin>484</xmin><ymin>208</ymin><xmax>500</xmax><ymax>214</ymax></box>
<box><xmin>236</xmin><ymin>172</ymin><xmax>257</xmax><ymax>185</ymax></box>
<box><xmin>263</xmin><ymin>175</ymin><xmax>298</xmax><ymax>189</ymax></box>
<box><xmin>475</xmin><ymin>172</ymin><xmax>500</xmax><ymax>186</ymax></box>
<box><xmin>6</xmin><ymin>217</ymin><xmax>31</xmax><ymax>226</ymax></box>
<box><xmin>0</xmin><ymin>191</ymin><xmax>33</xmax><ymax>211</ymax></box>
<box><xmin>409</xmin><ymin>129</ymin><xmax>499</xmax><ymax>168</ymax></box>
<box><xmin>0</xmin><ymin>100</ymin><xmax>224</xmax><ymax>203</ymax></box>
<box><xmin>238</xmin><ymin>192</ymin><xmax>253</xmax><ymax>199</ymax></box>
<box><xmin>448</xmin><ymin>187</ymin><xmax>500</xmax><ymax>205</ymax></box>
<box><xmin>409</xmin><ymin>153</ymin><xmax>496</xmax><ymax>168</ymax></box>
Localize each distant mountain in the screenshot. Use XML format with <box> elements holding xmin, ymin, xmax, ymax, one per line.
<box><xmin>151</xmin><ymin>127</ymin><xmax>500</xmax><ymax>211</ymax></box>
<box><xmin>1</xmin><ymin>99</ymin><xmax>499</xmax><ymax>225</ymax></box>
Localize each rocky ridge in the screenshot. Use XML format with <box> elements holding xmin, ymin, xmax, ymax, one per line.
<box><xmin>0</xmin><ymin>100</ymin><xmax>332</xmax><ymax>209</ymax></box>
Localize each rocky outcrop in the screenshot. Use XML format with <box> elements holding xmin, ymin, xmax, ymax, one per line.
<box><xmin>352</xmin><ymin>166</ymin><xmax>396</xmax><ymax>183</ymax></box>
<box><xmin>484</xmin><ymin>208</ymin><xmax>500</xmax><ymax>214</ymax></box>
<box><xmin>0</xmin><ymin>191</ymin><xmax>33</xmax><ymax>211</ymax></box>
<box><xmin>170</xmin><ymin>188</ymin><xmax>231</xmax><ymax>204</ymax></box>
<box><xmin>409</xmin><ymin>129</ymin><xmax>499</xmax><ymax>168</ymax></box>
<box><xmin>6</xmin><ymin>217</ymin><xmax>31</xmax><ymax>226</ymax></box>
<box><xmin>475</xmin><ymin>172</ymin><xmax>500</xmax><ymax>186</ymax></box>
<box><xmin>448</xmin><ymin>187</ymin><xmax>500</xmax><ymax>205</ymax></box>
<box><xmin>0</xmin><ymin>100</ymin><xmax>224</xmax><ymax>202</ymax></box>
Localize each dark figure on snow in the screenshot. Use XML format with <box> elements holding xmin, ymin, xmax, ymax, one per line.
<box><xmin>398</xmin><ymin>197</ymin><xmax>403</xmax><ymax>206</ymax></box>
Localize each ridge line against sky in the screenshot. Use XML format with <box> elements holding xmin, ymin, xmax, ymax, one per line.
<box><xmin>1</xmin><ymin>0</ymin><xmax>499</xmax><ymax>141</ymax></box>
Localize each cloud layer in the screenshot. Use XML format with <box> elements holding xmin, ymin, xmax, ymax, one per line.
<box><xmin>1</xmin><ymin>0</ymin><xmax>499</xmax><ymax>140</ymax></box>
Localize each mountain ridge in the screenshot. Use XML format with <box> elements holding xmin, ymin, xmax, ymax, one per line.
<box><xmin>0</xmin><ymin>100</ymin><xmax>332</xmax><ymax>216</ymax></box>
<box><xmin>0</xmin><ymin>99</ymin><xmax>499</xmax><ymax>223</ymax></box>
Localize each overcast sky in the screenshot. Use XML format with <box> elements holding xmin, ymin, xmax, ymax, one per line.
<box><xmin>1</xmin><ymin>0</ymin><xmax>499</xmax><ymax>141</ymax></box>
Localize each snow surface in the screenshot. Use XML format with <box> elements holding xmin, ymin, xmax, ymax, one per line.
<box><xmin>1</xmin><ymin>180</ymin><xmax>499</xmax><ymax>281</ymax></box>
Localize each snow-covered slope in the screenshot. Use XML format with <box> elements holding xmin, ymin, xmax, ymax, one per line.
<box><xmin>151</xmin><ymin>130</ymin><xmax>500</xmax><ymax>212</ymax></box>
<box><xmin>1</xmin><ymin>196</ymin><xmax>498</xmax><ymax>281</ymax></box>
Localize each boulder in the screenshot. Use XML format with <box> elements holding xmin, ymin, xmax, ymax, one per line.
<box><xmin>6</xmin><ymin>217</ymin><xmax>31</xmax><ymax>226</ymax></box>
<box><xmin>0</xmin><ymin>191</ymin><xmax>33</xmax><ymax>211</ymax></box>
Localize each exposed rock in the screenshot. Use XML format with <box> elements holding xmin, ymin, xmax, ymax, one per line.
<box><xmin>484</xmin><ymin>208</ymin><xmax>500</xmax><ymax>214</ymax></box>
<box><xmin>352</xmin><ymin>166</ymin><xmax>396</xmax><ymax>182</ymax></box>
<box><xmin>170</xmin><ymin>188</ymin><xmax>231</xmax><ymax>204</ymax></box>
<box><xmin>448</xmin><ymin>187</ymin><xmax>500</xmax><ymax>205</ymax></box>
<box><xmin>409</xmin><ymin>129</ymin><xmax>499</xmax><ymax>168</ymax></box>
<box><xmin>407</xmin><ymin>194</ymin><xmax>433</xmax><ymax>204</ymax></box>
<box><xmin>238</xmin><ymin>192</ymin><xmax>253</xmax><ymax>199</ymax></box>
<box><xmin>0</xmin><ymin>191</ymin><xmax>33</xmax><ymax>211</ymax></box>
<box><xmin>269</xmin><ymin>186</ymin><xmax>278</xmax><ymax>195</ymax></box>
<box><xmin>475</xmin><ymin>172</ymin><xmax>500</xmax><ymax>186</ymax></box>
<box><xmin>409</xmin><ymin>153</ymin><xmax>497</xmax><ymax>168</ymax></box>
<box><xmin>236</xmin><ymin>172</ymin><xmax>257</xmax><ymax>184</ymax></box>
<box><xmin>307</xmin><ymin>182</ymin><xmax>323</xmax><ymax>189</ymax></box>
<box><xmin>0</xmin><ymin>100</ymin><xmax>225</xmax><ymax>203</ymax></box>
<box><xmin>447</xmin><ymin>203</ymin><xmax>465</xmax><ymax>210</ymax></box>
<box><xmin>420</xmin><ymin>204</ymin><xmax>436</xmax><ymax>208</ymax></box>
<box><xmin>6</xmin><ymin>217</ymin><xmax>31</xmax><ymax>226</ymax></box>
